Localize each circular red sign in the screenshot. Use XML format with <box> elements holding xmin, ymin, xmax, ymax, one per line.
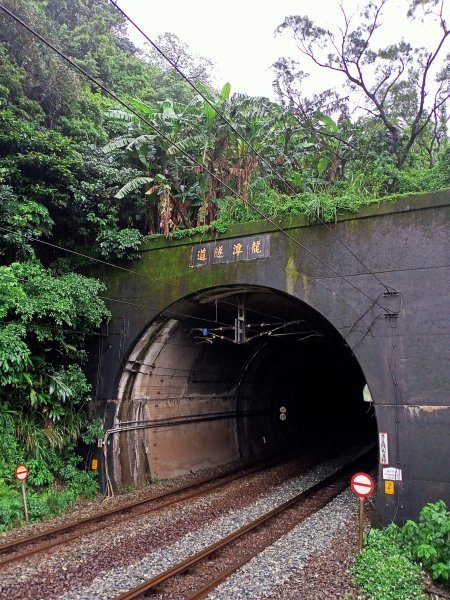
<box><xmin>351</xmin><ymin>472</ymin><xmax>375</xmax><ymax>498</ymax></box>
<box><xmin>15</xmin><ymin>464</ymin><xmax>29</xmax><ymax>481</ymax></box>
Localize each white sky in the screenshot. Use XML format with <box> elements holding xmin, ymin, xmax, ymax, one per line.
<box><xmin>118</xmin><ymin>0</ymin><xmax>445</xmax><ymax>99</ymax></box>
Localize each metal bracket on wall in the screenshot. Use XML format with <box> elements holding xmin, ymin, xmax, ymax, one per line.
<box><xmin>381</xmin><ymin>290</ymin><xmax>402</xmax><ymax>318</ymax></box>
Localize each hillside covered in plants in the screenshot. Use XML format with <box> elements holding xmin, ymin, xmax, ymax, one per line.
<box><xmin>0</xmin><ymin>0</ymin><xmax>449</xmax><ymax>528</ymax></box>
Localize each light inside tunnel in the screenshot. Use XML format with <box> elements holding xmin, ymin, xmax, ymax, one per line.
<box><xmin>108</xmin><ymin>285</ymin><xmax>377</xmax><ymax>487</ymax></box>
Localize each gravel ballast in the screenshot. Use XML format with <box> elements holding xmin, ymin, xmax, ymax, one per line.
<box><xmin>56</xmin><ymin>451</ymin><xmax>361</xmax><ymax>600</ymax></box>
<box><xmin>0</xmin><ymin>449</ymin><xmax>373</xmax><ymax>600</ymax></box>
<box><xmin>207</xmin><ymin>488</ymin><xmax>369</xmax><ymax>599</ymax></box>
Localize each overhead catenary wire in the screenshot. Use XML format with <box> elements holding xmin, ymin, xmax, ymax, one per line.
<box><xmin>309</xmin><ymin>262</ymin><xmax>450</xmax><ymax>279</ymax></box>
<box><xmin>2</xmin><ymin>225</ymin><xmax>305</xmax><ymax>338</ymax></box>
<box><xmin>100</xmin><ymin>295</ymin><xmax>317</xmax><ymax>339</ymax></box>
<box><xmin>0</xmin><ymin>224</ymin><xmax>285</xmax><ymax>326</ymax></box>
<box><xmin>0</xmin><ymin>2</ymin><xmax>395</xmax><ymax>314</ymax></box>
<box><xmin>99</xmin><ymin>294</ymin><xmax>246</xmax><ymax>329</ymax></box>
<box><xmin>0</xmin><ymin>225</ymin><xmax>355</xmax><ymax>344</ymax></box>
<box><xmin>109</xmin><ymin>0</ymin><xmax>396</xmax><ymax>296</ymax></box>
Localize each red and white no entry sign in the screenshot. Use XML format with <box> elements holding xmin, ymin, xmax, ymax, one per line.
<box><xmin>351</xmin><ymin>472</ymin><xmax>375</xmax><ymax>498</ymax></box>
<box><xmin>15</xmin><ymin>464</ymin><xmax>29</xmax><ymax>481</ymax></box>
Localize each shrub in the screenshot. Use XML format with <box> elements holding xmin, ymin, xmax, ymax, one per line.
<box><xmin>0</xmin><ymin>482</ymin><xmax>23</xmax><ymax>531</ymax></box>
<box><xmin>354</xmin><ymin>525</ymin><xmax>425</xmax><ymax>600</ymax></box>
<box><xmin>400</xmin><ymin>500</ymin><xmax>450</xmax><ymax>583</ymax></box>
<box><xmin>96</xmin><ymin>227</ymin><xmax>143</xmax><ymax>260</ymax></box>
<box><xmin>28</xmin><ymin>494</ymin><xmax>51</xmax><ymax>521</ymax></box>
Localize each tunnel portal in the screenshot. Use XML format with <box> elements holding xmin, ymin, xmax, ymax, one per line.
<box><xmin>93</xmin><ymin>192</ymin><xmax>450</xmax><ymax>526</ymax></box>
<box><xmin>108</xmin><ymin>286</ymin><xmax>376</xmax><ymax>486</ymax></box>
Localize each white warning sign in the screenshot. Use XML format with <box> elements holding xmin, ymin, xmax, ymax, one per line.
<box><xmin>379</xmin><ymin>432</ymin><xmax>389</xmax><ymax>465</ymax></box>
<box><xmin>383</xmin><ymin>467</ymin><xmax>402</xmax><ymax>481</ymax></box>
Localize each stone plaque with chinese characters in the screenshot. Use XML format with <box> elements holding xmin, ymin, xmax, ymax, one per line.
<box><xmin>190</xmin><ymin>234</ymin><xmax>270</xmax><ymax>267</ymax></box>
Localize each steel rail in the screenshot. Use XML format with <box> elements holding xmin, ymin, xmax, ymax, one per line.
<box><xmin>114</xmin><ymin>447</ymin><xmax>376</xmax><ymax>600</ymax></box>
<box><xmin>0</xmin><ymin>452</ymin><xmax>293</xmax><ymax>568</ymax></box>
<box><xmin>186</xmin><ymin>472</ymin><xmax>351</xmax><ymax>600</ymax></box>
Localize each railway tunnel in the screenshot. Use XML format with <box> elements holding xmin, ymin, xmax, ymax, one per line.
<box><xmin>93</xmin><ymin>192</ymin><xmax>450</xmax><ymax>525</ymax></box>
<box><xmin>106</xmin><ymin>285</ymin><xmax>377</xmax><ymax>487</ymax></box>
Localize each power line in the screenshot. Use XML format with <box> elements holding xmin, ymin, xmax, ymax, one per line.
<box><xmin>99</xmin><ymin>297</ymin><xmax>316</xmax><ymax>340</ymax></box>
<box><xmin>0</xmin><ymin>225</ymin><xmax>264</xmax><ymax>328</ymax></box>
<box><xmin>0</xmin><ymin>3</ymin><xmax>394</xmax><ymax>313</ymax></box>
<box><xmin>3</xmin><ymin>225</ymin><xmax>307</xmax><ymax>338</ymax></box>
<box><xmin>0</xmin><ymin>224</ymin><xmax>285</xmax><ymax>325</ymax></box>
<box><xmin>109</xmin><ymin>0</ymin><xmax>396</xmax><ymax>295</ymax></box>
<box><xmin>100</xmin><ymin>295</ymin><xmax>238</xmax><ymax>328</ymax></box>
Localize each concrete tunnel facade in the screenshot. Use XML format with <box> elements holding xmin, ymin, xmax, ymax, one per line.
<box><xmin>89</xmin><ymin>190</ymin><xmax>450</xmax><ymax>527</ymax></box>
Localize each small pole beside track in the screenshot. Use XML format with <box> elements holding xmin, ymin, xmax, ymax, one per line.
<box><xmin>350</xmin><ymin>472</ymin><xmax>375</xmax><ymax>550</ymax></box>
<box><xmin>15</xmin><ymin>464</ymin><xmax>29</xmax><ymax>522</ymax></box>
<box><xmin>358</xmin><ymin>497</ymin><xmax>364</xmax><ymax>550</ymax></box>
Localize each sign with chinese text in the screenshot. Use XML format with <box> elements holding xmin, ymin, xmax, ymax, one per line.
<box><xmin>379</xmin><ymin>432</ymin><xmax>389</xmax><ymax>465</ymax></box>
<box><xmin>383</xmin><ymin>467</ymin><xmax>402</xmax><ymax>481</ymax></box>
<box><xmin>190</xmin><ymin>234</ymin><xmax>270</xmax><ymax>268</ymax></box>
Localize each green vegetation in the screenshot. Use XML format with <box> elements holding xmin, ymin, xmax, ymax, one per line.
<box><xmin>354</xmin><ymin>501</ymin><xmax>450</xmax><ymax>599</ymax></box>
<box><xmin>0</xmin><ymin>0</ymin><xmax>449</xmax><ymax>529</ymax></box>
<box><xmin>0</xmin><ymin>261</ymin><xmax>109</xmax><ymax>529</ymax></box>
<box><xmin>401</xmin><ymin>500</ymin><xmax>450</xmax><ymax>583</ymax></box>
<box><xmin>354</xmin><ymin>526</ymin><xmax>425</xmax><ymax>599</ymax></box>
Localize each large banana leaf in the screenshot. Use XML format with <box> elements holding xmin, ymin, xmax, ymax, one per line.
<box><xmin>114</xmin><ymin>177</ymin><xmax>154</xmax><ymax>199</ymax></box>
<box><xmin>126</xmin><ymin>135</ymin><xmax>156</xmax><ymax>151</ymax></box>
<box><xmin>220</xmin><ymin>82</ymin><xmax>231</xmax><ymax>101</ymax></box>
<box><xmin>126</xmin><ymin>97</ymin><xmax>156</xmax><ymax>117</ymax></box>
<box><xmin>102</xmin><ymin>136</ymin><xmax>135</xmax><ymax>153</ymax></box>
<box><xmin>107</xmin><ymin>109</ymin><xmax>136</xmax><ymax>122</ymax></box>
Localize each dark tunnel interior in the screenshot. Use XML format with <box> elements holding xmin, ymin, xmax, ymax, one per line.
<box><xmin>110</xmin><ymin>285</ymin><xmax>377</xmax><ymax>484</ymax></box>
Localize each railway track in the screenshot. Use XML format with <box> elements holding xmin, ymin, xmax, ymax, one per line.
<box><xmin>0</xmin><ymin>450</ymin><xmax>312</xmax><ymax>569</ymax></box>
<box><xmin>114</xmin><ymin>446</ymin><xmax>376</xmax><ymax>600</ymax></box>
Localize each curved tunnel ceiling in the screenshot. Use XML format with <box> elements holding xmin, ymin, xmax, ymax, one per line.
<box><xmin>111</xmin><ymin>285</ymin><xmax>376</xmax><ymax>485</ymax></box>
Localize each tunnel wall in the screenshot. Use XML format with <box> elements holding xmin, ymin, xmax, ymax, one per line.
<box><xmin>91</xmin><ymin>190</ymin><xmax>450</xmax><ymax>525</ymax></box>
<box><xmin>110</xmin><ymin>319</ymin><xmax>243</xmax><ymax>484</ymax></box>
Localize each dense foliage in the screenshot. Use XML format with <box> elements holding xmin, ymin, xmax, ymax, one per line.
<box><xmin>354</xmin><ymin>501</ymin><xmax>450</xmax><ymax>599</ymax></box>
<box><xmin>400</xmin><ymin>500</ymin><xmax>450</xmax><ymax>583</ymax></box>
<box><xmin>0</xmin><ymin>0</ymin><xmax>449</xmax><ymax>528</ymax></box>
<box><xmin>0</xmin><ymin>260</ymin><xmax>109</xmax><ymax>528</ymax></box>
<box><xmin>354</xmin><ymin>525</ymin><xmax>426</xmax><ymax>599</ymax></box>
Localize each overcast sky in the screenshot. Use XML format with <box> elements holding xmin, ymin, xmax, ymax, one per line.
<box><xmin>118</xmin><ymin>0</ymin><xmax>443</xmax><ymax>99</ymax></box>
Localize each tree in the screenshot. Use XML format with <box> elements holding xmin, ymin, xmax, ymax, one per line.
<box><xmin>103</xmin><ymin>87</ymin><xmax>303</xmax><ymax>231</ymax></box>
<box><xmin>275</xmin><ymin>0</ymin><xmax>450</xmax><ymax>168</ymax></box>
<box><xmin>0</xmin><ymin>260</ymin><xmax>110</xmax><ymax>466</ymax></box>
<box><xmin>144</xmin><ymin>32</ymin><xmax>214</xmax><ymax>87</ymax></box>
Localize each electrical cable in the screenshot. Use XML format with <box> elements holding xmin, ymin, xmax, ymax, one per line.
<box><xmin>0</xmin><ymin>3</ymin><xmax>395</xmax><ymax>314</ymax></box>
<box><xmin>0</xmin><ymin>224</ymin><xmax>284</xmax><ymax>325</ymax></box>
<box><xmin>1</xmin><ymin>235</ymin><xmax>291</xmax><ymax>333</ymax></box>
<box><xmin>100</xmin><ymin>295</ymin><xmax>313</xmax><ymax>340</ymax></box>
<box><xmin>109</xmin><ymin>0</ymin><xmax>397</xmax><ymax>296</ymax></box>
<box><xmin>311</xmin><ymin>262</ymin><xmax>450</xmax><ymax>277</ymax></box>
<box><xmin>6</xmin><ymin>220</ymin><xmax>400</xmax><ymax>349</ymax></box>
<box><xmin>99</xmin><ymin>294</ymin><xmax>232</xmax><ymax>327</ymax></box>
<box><xmin>0</xmin><ymin>291</ymin><xmax>313</xmax><ymax>354</ymax></box>
<box><xmin>388</xmin><ymin>313</ymin><xmax>403</xmax><ymax>523</ymax></box>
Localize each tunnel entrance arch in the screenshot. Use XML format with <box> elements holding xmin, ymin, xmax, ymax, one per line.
<box><xmin>106</xmin><ymin>285</ymin><xmax>377</xmax><ymax>488</ymax></box>
<box><xmin>92</xmin><ymin>193</ymin><xmax>450</xmax><ymax>526</ymax></box>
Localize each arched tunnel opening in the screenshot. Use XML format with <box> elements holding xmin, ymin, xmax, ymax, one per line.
<box><xmin>107</xmin><ymin>285</ymin><xmax>377</xmax><ymax>487</ymax></box>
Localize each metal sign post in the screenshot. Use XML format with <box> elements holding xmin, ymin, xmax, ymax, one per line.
<box><xmin>350</xmin><ymin>472</ymin><xmax>375</xmax><ymax>550</ymax></box>
<box><xmin>358</xmin><ymin>497</ymin><xmax>364</xmax><ymax>549</ymax></box>
<box><xmin>15</xmin><ymin>464</ymin><xmax>29</xmax><ymax>522</ymax></box>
